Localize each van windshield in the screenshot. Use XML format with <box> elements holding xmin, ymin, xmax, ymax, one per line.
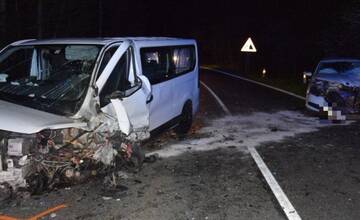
<box><xmin>316</xmin><ymin>61</ymin><xmax>360</xmax><ymax>76</ymax></box>
<box><xmin>0</xmin><ymin>44</ymin><xmax>102</xmax><ymax>116</ymax></box>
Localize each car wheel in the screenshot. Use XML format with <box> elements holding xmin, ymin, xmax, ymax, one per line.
<box><xmin>175</xmin><ymin>102</ymin><xmax>193</xmax><ymax>135</ymax></box>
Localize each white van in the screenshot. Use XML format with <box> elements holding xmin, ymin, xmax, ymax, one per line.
<box><xmin>0</xmin><ymin>37</ymin><xmax>199</xmax><ymax>191</ymax></box>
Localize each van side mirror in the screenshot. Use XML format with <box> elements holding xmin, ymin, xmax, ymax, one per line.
<box><xmin>104</xmin><ymin>90</ymin><xmax>125</xmax><ymax>103</ymax></box>
<box><xmin>303</xmin><ymin>71</ymin><xmax>312</xmax><ymax>84</ymax></box>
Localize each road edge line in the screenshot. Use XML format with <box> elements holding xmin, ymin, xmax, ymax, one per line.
<box><xmin>201</xmin><ymin>66</ymin><xmax>306</xmax><ymax>101</ymax></box>
<box><xmin>248</xmin><ymin>146</ymin><xmax>302</xmax><ymax>220</ymax></box>
<box><xmin>200</xmin><ymin>80</ymin><xmax>232</xmax><ymax>116</ymax></box>
<box><xmin>200</xmin><ymin>80</ymin><xmax>302</xmax><ymax>220</ymax></box>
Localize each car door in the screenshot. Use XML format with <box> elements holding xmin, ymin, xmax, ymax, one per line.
<box><xmin>96</xmin><ymin>41</ymin><xmax>151</xmax><ymax>136</ymax></box>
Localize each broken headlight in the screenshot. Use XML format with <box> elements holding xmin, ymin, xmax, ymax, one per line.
<box><xmin>309</xmin><ymin>80</ymin><xmax>326</xmax><ymax>96</ymax></box>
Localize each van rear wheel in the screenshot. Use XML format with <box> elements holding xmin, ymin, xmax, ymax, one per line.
<box><xmin>175</xmin><ymin>102</ymin><xmax>193</xmax><ymax>135</ymax></box>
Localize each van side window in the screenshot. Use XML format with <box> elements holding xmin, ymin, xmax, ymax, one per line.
<box><xmin>140</xmin><ymin>45</ymin><xmax>195</xmax><ymax>84</ymax></box>
<box><xmin>99</xmin><ymin>49</ymin><xmax>132</xmax><ymax>107</ymax></box>
<box><xmin>170</xmin><ymin>46</ymin><xmax>195</xmax><ymax>75</ymax></box>
<box><xmin>140</xmin><ymin>47</ymin><xmax>169</xmax><ymax>84</ymax></box>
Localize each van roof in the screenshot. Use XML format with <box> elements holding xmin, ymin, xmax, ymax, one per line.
<box><xmin>320</xmin><ymin>58</ymin><xmax>360</xmax><ymax>63</ymax></box>
<box><xmin>11</xmin><ymin>37</ymin><xmax>195</xmax><ymax>46</ymax></box>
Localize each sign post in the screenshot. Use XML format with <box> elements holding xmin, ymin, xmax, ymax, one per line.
<box><xmin>241</xmin><ymin>37</ymin><xmax>257</xmax><ymax>74</ymax></box>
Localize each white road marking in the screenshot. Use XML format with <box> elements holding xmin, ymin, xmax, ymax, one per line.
<box><xmin>201</xmin><ymin>66</ymin><xmax>306</xmax><ymax>101</ymax></box>
<box><xmin>200</xmin><ymin>81</ymin><xmax>232</xmax><ymax>116</ymax></box>
<box><xmin>201</xmin><ymin>80</ymin><xmax>302</xmax><ymax>220</ymax></box>
<box><xmin>248</xmin><ymin>146</ymin><xmax>302</xmax><ymax>220</ymax></box>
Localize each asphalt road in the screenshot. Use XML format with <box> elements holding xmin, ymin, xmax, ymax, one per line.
<box><xmin>199</xmin><ymin>69</ymin><xmax>305</xmax><ymax>114</ymax></box>
<box><xmin>1</xmin><ymin>68</ymin><xmax>359</xmax><ymax>220</ymax></box>
<box><xmin>201</xmin><ymin>68</ymin><xmax>360</xmax><ymax>220</ymax></box>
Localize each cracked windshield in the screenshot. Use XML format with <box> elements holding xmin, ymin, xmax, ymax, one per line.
<box><xmin>0</xmin><ymin>45</ymin><xmax>101</xmax><ymax>115</ymax></box>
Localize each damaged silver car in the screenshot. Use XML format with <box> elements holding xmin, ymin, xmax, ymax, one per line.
<box><xmin>0</xmin><ymin>38</ymin><xmax>199</xmax><ymax>196</ymax></box>
<box><xmin>305</xmin><ymin>58</ymin><xmax>360</xmax><ymax>120</ymax></box>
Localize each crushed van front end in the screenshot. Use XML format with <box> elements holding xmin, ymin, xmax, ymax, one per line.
<box><xmin>0</xmin><ymin>124</ymin><xmax>144</xmax><ymax>199</ymax></box>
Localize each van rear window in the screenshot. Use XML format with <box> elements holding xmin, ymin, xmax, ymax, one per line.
<box><xmin>140</xmin><ymin>45</ymin><xmax>195</xmax><ymax>84</ymax></box>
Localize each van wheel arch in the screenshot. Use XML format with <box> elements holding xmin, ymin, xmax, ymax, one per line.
<box><xmin>174</xmin><ymin>100</ymin><xmax>193</xmax><ymax>135</ymax></box>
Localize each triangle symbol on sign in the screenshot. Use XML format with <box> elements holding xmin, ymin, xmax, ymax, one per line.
<box><xmin>241</xmin><ymin>37</ymin><xmax>257</xmax><ymax>52</ymax></box>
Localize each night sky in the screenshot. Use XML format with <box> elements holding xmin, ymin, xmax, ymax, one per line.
<box><xmin>0</xmin><ymin>0</ymin><xmax>359</xmax><ymax>75</ymax></box>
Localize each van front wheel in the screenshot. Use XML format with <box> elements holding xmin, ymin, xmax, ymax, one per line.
<box><xmin>175</xmin><ymin>102</ymin><xmax>193</xmax><ymax>135</ymax></box>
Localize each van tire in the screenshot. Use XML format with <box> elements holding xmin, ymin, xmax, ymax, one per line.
<box><xmin>175</xmin><ymin>102</ymin><xmax>193</xmax><ymax>135</ymax></box>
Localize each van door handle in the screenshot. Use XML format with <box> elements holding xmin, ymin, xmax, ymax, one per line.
<box><xmin>146</xmin><ymin>94</ymin><xmax>153</xmax><ymax>104</ymax></box>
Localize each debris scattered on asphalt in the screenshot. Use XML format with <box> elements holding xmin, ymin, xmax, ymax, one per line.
<box><xmin>150</xmin><ymin>111</ymin><xmax>339</xmax><ymax>158</ymax></box>
<box><xmin>117</xmin><ymin>171</ymin><xmax>130</xmax><ymax>179</ymax></box>
<box><xmin>134</xmin><ymin>179</ymin><xmax>142</xmax><ymax>184</ymax></box>
<box><xmin>144</xmin><ymin>153</ymin><xmax>159</xmax><ymax>163</ymax></box>
<box><xmin>0</xmin><ymin>203</ymin><xmax>68</xmax><ymax>220</ymax></box>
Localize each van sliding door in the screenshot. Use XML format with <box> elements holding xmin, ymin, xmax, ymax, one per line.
<box><xmin>139</xmin><ymin>46</ymin><xmax>176</xmax><ymax>131</ymax></box>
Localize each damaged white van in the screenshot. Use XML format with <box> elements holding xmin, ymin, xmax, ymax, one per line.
<box><xmin>0</xmin><ymin>38</ymin><xmax>199</xmax><ymax>194</ymax></box>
